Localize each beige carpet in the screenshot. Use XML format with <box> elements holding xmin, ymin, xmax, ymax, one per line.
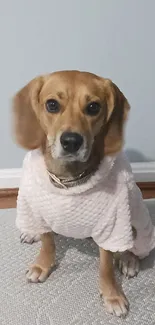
<box><xmin>1</xmin><ymin>202</ymin><xmax>155</xmax><ymax>325</ymax></box>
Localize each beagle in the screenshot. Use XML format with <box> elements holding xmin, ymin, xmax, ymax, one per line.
<box><xmin>13</xmin><ymin>70</ymin><xmax>142</xmax><ymax>317</ymax></box>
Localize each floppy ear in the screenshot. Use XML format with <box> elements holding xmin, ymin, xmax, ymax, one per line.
<box><xmin>104</xmin><ymin>79</ymin><xmax>130</xmax><ymax>155</ymax></box>
<box><xmin>12</xmin><ymin>77</ymin><xmax>45</xmax><ymax>150</ymax></box>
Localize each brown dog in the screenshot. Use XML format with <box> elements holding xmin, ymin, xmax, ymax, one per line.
<box><xmin>13</xmin><ymin>71</ymin><xmax>139</xmax><ymax>317</ymax></box>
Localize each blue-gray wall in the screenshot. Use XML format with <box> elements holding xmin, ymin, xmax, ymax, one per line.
<box><xmin>0</xmin><ymin>0</ymin><xmax>155</xmax><ymax>168</ymax></box>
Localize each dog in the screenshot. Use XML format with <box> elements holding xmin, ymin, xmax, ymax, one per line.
<box><xmin>12</xmin><ymin>70</ymin><xmax>154</xmax><ymax>317</ymax></box>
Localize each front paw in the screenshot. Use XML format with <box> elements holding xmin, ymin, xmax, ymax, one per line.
<box><xmin>100</xmin><ymin>289</ymin><xmax>129</xmax><ymax>317</ymax></box>
<box><xmin>117</xmin><ymin>251</ymin><xmax>140</xmax><ymax>278</ymax></box>
<box><xmin>26</xmin><ymin>265</ymin><xmax>52</xmax><ymax>283</ymax></box>
<box><xmin>20</xmin><ymin>233</ymin><xmax>40</xmax><ymax>244</ymax></box>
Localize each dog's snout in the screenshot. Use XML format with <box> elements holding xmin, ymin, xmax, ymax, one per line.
<box><xmin>60</xmin><ymin>132</ymin><xmax>83</xmax><ymax>153</ymax></box>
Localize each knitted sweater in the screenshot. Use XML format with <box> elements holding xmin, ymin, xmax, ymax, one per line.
<box><xmin>16</xmin><ymin>149</ymin><xmax>155</xmax><ymax>258</ymax></box>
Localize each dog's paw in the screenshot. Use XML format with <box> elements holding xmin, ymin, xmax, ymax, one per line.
<box><xmin>118</xmin><ymin>252</ymin><xmax>140</xmax><ymax>278</ymax></box>
<box><xmin>26</xmin><ymin>265</ymin><xmax>52</xmax><ymax>283</ymax></box>
<box><xmin>20</xmin><ymin>233</ymin><xmax>40</xmax><ymax>244</ymax></box>
<box><xmin>103</xmin><ymin>293</ymin><xmax>129</xmax><ymax>317</ymax></box>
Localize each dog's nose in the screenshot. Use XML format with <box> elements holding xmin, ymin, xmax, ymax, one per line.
<box><xmin>60</xmin><ymin>132</ymin><xmax>83</xmax><ymax>153</ymax></box>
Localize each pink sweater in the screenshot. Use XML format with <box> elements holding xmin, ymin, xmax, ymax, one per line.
<box><xmin>16</xmin><ymin>149</ymin><xmax>155</xmax><ymax>258</ymax></box>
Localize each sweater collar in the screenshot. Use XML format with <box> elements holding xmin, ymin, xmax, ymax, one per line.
<box><xmin>32</xmin><ymin>149</ymin><xmax>117</xmax><ymax>195</ymax></box>
<box><xmin>47</xmin><ymin>164</ymin><xmax>98</xmax><ymax>189</ymax></box>
<box><xmin>46</xmin><ymin>155</ymin><xmax>116</xmax><ymax>195</ymax></box>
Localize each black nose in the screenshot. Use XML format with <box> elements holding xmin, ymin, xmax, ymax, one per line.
<box><xmin>60</xmin><ymin>132</ymin><xmax>83</xmax><ymax>153</ymax></box>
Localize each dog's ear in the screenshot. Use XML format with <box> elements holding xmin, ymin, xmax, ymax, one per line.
<box><xmin>12</xmin><ymin>77</ymin><xmax>45</xmax><ymax>149</ymax></box>
<box><xmin>103</xmin><ymin>79</ymin><xmax>130</xmax><ymax>155</ymax></box>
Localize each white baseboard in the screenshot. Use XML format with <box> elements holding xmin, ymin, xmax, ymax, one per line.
<box><xmin>0</xmin><ymin>162</ymin><xmax>155</xmax><ymax>189</ymax></box>
<box><xmin>0</xmin><ymin>169</ymin><xmax>22</xmax><ymax>189</ymax></box>
<box><xmin>131</xmin><ymin>161</ymin><xmax>155</xmax><ymax>182</ymax></box>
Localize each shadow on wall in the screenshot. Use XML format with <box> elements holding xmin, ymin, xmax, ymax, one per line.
<box><xmin>125</xmin><ymin>149</ymin><xmax>153</xmax><ymax>163</ymax></box>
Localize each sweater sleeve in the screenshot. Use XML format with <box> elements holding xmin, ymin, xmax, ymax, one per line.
<box><xmin>128</xmin><ymin>179</ymin><xmax>155</xmax><ymax>258</ymax></box>
<box><xmin>117</xmin><ymin>153</ymin><xmax>155</xmax><ymax>258</ymax></box>
<box><xmin>16</xmin><ymin>151</ymin><xmax>52</xmax><ymax>236</ymax></box>
<box><xmin>16</xmin><ymin>190</ymin><xmax>37</xmax><ymax>236</ymax></box>
<box><xmin>92</xmin><ymin>186</ymin><xmax>134</xmax><ymax>253</ymax></box>
<box><xmin>16</xmin><ymin>187</ymin><xmax>52</xmax><ymax>236</ymax></box>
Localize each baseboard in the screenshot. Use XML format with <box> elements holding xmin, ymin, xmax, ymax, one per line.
<box><xmin>0</xmin><ymin>188</ymin><xmax>18</xmax><ymax>209</ymax></box>
<box><xmin>0</xmin><ymin>168</ymin><xmax>22</xmax><ymax>189</ymax></box>
<box><xmin>0</xmin><ymin>163</ymin><xmax>155</xmax><ymax>209</ymax></box>
<box><xmin>0</xmin><ymin>162</ymin><xmax>155</xmax><ymax>189</ymax></box>
<box><xmin>131</xmin><ymin>162</ymin><xmax>155</xmax><ymax>182</ymax></box>
<box><xmin>0</xmin><ymin>184</ymin><xmax>155</xmax><ymax>209</ymax></box>
<box><xmin>137</xmin><ymin>182</ymin><xmax>155</xmax><ymax>199</ymax></box>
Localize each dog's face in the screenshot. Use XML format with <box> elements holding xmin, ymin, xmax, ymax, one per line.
<box><xmin>13</xmin><ymin>71</ymin><xmax>130</xmax><ymax>162</ymax></box>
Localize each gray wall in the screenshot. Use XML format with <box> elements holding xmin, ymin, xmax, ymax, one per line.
<box><xmin>0</xmin><ymin>0</ymin><xmax>155</xmax><ymax>168</ymax></box>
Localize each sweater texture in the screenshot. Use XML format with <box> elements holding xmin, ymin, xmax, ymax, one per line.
<box><xmin>16</xmin><ymin>149</ymin><xmax>155</xmax><ymax>258</ymax></box>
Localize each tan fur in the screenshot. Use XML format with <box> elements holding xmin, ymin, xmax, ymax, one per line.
<box><xmin>26</xmin><ymin>232</ymin><xmax>55</xmax><ymax>283</ymax></box>
<box><xmin>13</xmin><ymin>70</ymin><xmax>131</xmax><ymax>317</ymax></box>
<box><xmin>99</xmin><ymin>249</ymin><xmax>129</xmax><ymax>316</ymax></box>
<box><xmin>13</xmin><ymin>77</ymin><xmax>46</xmax><ymax>149</ymax></box>
<box><xmin>13</xmin><ymin>71</ymin><xmax>130</xmax><ymax>156</ymax></box>
<box><xmin>103</xmin><ymin>80</ymin><xmax>130</xmax><ymax>155</ymax></box>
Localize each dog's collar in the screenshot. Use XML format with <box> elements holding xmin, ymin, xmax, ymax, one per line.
<box><xmin>47</xmin><ymin>168</ymin><xmax>95</xmax><ymax>189</ymax></box>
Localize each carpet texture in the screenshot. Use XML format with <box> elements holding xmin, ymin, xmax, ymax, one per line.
<box><xmin>1</xmin><ymin>202</ymin><xmax>155</xmax><ymax>325</ymax></box>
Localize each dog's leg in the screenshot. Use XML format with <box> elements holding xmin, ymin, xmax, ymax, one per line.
<box><xmin>26</xmin><ymin>232</ymin><xmax>55</xmax><ymax>283</ymax></box>
<box><xmin>99</xmin><ymin>248</ymin><xmax>129</xmax><ymax>317</ymax></box>
<box><xmin>116</xmin><ymin>251</ymin><xmax>140</xmax><ymax>278</ymax></box>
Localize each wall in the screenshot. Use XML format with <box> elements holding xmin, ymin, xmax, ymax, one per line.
<box><xmin>0</xmin><ymin>0</ymin><xmax>155</xmax><ymax>168</ymax></box>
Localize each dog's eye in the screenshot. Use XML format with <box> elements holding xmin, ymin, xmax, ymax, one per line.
<box><xmin>85</xmin><ymin>102</ymin><xmax>101</xmax><ymax>116</ymax></box>
<box><xmin>46</xmin><ymin>99</ymin><xmax>60</xmax><ymax>113</ymax></box>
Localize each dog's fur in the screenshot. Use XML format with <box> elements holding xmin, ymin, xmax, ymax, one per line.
<box><xmin>13</xmin><ymin>70</ymin><xmax>138</xmax><ymax>317</ymax></box>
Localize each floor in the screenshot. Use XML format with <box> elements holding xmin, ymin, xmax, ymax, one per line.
<box><xmin>1</xmin><ymin>204</ymin><xmax>155</xmax><ymax>325</ymax></box>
